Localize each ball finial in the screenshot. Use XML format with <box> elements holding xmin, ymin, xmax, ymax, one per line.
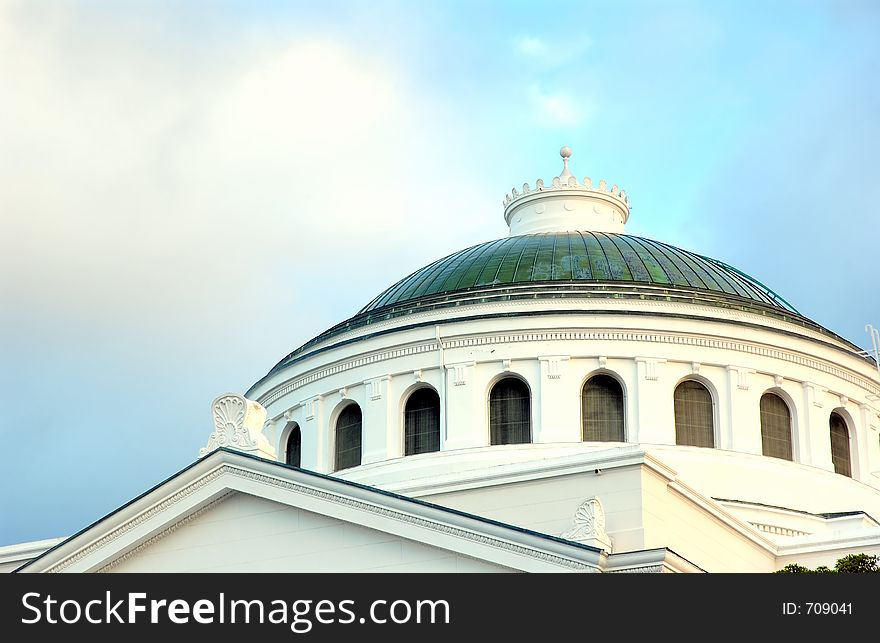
<box><xmin>560</xmin><ymin>146</ymin><xmax>572</xmax><ymax>159</ymax></box>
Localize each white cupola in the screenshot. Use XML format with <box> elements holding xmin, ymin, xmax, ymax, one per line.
<box><xmin>503</xmin><ymin>146</ymin><xmax>630</xmax><ymax>236</ymax></box>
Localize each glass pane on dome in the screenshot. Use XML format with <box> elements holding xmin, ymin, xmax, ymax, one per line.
<box><xmin>595</xmin><ymin>234</ymin><xmax>632</xmax><ymax>280</ymax></box>
<box><xmin>613</xmin><ymin>237</ymin><xmax>651</xmax><ymax>282</ymax></box>
<box><xmin>512</xmin><ymin>236</ymin><xmax>543</xmax><ymax>282</ymax></box>
<box><xmin>582</xmin><ymin>232</ymin><xmax>611</xmax><ymax>279</ymax></box>
<box><xmin>624</xmin><ymin>237</ymin><xmax>672</xmax><ymax>284</ymax></box>
<box><xmin>530</xmin><ymin>234</ymin><xmax>557</xmax><ymax>281</ymax></box>
<box><xmin>474</xmin><ymin>237</ymin><xmax>519</xmax><ymax>286</ymax></box>
<box><xmin>551</xmin><ymin>234</ymin><xmax>574</xmax><ymax>280</ymax></box>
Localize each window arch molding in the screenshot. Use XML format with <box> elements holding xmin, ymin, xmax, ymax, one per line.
<box><xmin>486</xmin><ymin>372</ymin><xmax>533</xmax><ymax>446</ymax></box>
<box><xmin>580</xmin><ymin>369</ymin><xmax>627</xmax><ymax>442</ymax></box>
<box><xmin>328</xmin><ymin>398</ymin><xmax>363</xmax><ymax>472</ymax></box>
<box><xmin>579</xmin><ymin>368</ymin><xmax>629</xmax><ymax>404</ymax></box>
<box><xmin>672</xmin><ymin>375</ymin><xmax>719</xmax><ymax>449</ymax></box>
<box><xmin>400</xmin><ymin>383</ymin><xmax>442</xmax><ymax>456</ymax></box>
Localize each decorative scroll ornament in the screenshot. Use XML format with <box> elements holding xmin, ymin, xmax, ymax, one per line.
<box><xmin>561</xmin><ymin>496</ymin><xmax>613</xmax><ymax>553</ymax></box>
<box><xmin>201</xmin><ymin>393</ymin><xmax>276</xmax><ymax>459</ymax></box>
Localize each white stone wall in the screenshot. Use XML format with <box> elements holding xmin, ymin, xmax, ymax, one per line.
<box><xmin>423</xmin><ymin>463</ymin><xmax>648</xmax><ymax>553</ymax></box>
<box><xmin>415</xmin><ymin>459</ymin><xmax>780</xmax><ymax>572</ymax></box>
<box><xmin>109</xmin><ymin>493</ymin><xmax>514</xmax><ymax>573</ymax></box>
<box><xmin>638</xmin><ymin>466</ymin><xmax>777</xmax><ymax>572</ymax></box>
<box><xmin>245</xmin><ymin>296</ymin><xmax>880</xmax><ymax>562</ymax></box>
<box><xmin>252</xmin><ymin>299</ymin><xmax>880</xmax><ymax>500</ymax></box>
<box><xmin>338</xmin><ymin>443</ymin><xmax>880</xmax><ymax>571</ymax></box>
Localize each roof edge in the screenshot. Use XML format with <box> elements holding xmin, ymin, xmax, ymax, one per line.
<box><xmin>16</xmin><ymin>448</ymin><xmax>604</xmax><ymax>573</ymax></box>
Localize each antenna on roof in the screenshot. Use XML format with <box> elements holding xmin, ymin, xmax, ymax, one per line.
<box><xmin>866</xmin><ymin>324</ymin><xmax>880</xmax><ymax>377</ymax></box>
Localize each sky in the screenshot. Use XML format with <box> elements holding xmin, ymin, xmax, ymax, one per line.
<box><xmin>1</xmin><ymin>0</ymin><xmax>878</xmax><ymax>546</ymax></box>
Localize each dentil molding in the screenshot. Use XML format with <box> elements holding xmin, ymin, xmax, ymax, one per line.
<box><xmin>257</xmin><ymin>329</ymin><xmax>880</xmax><ymax>408</ymax></box>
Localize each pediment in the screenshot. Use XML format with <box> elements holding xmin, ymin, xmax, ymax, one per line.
<box><xmin>18</xmin><ymin>449</ymin><xmax>602</xmax><ymax>573</ymax></box>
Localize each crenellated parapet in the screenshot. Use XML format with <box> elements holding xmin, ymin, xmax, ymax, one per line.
<box><xmin>503</xmin><ymin>174</ymin><xmax>629</xmax><ymax>209</ymax></box>
<box><xmin>503</xmin><ymin>147</ymin><xmax>631</xmax><ymax>236</ymax></box>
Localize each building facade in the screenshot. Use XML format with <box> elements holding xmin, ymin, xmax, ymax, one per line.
<box><xmin>9</xmin><ymin>148</ymin><xmax>880</xmax><ymax>573</ymax></box>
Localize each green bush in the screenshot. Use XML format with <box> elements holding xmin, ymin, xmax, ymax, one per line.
<box><xmin>775</xmin><ymin>563</ymin><xmax>813</xmax><ymax>574</ymax></box>
<box><xmin>834</xmin><ymin>553</ymin><xmax>878</xmax><ymax>574</ymax></box>
<box><xmin>774</xmin><ymin>553</ymin><xmax>879</xmax><ymax>573</ymax></box>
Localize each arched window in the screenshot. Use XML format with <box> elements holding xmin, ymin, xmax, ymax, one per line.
<box><xmin>760</xmin><ymin>393</ymin><xmax>793</xmax><ymax>461</ymax></box>
<box><xmin>335</xmin><ymin>404</ymin><xmax>362</xmax><ymax>471</ymax></box>
<box><xmin>674</xmin><ymin>380</ymin><xmax>714</xmax><ymax>448</ymax></box>
<box><xmin>829</xmin><ymin>412</ymin><xmax>852</xmax><ymax>477</ymax></box>
<box><xmin>489</xmin><ymin>377</ymin><xmax>531</xmax><ymax>445</ymax></box>
<box><xmin>404</xmin><ymin>387</ymin><xmax>441</xmax><ymax>455</ymax></box>
<box><xmin>582</xmin><ymin>374</ymin><xmax>625</xmax><ymax>442</ymax></box>
<box><xmin>285</xmin><ymin>423</ymin><xmax>302</xmax><ymax>467</ymax></box>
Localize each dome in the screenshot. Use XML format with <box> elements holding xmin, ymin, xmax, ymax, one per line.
<box><xmin>261</xmin><ymin>147</ymin><xmax>856</xmax><ymax>379</ymax></box>
<box><xmin>263</xmin><ymin>232</ymin><xmax>818</xmax><ymax>378</ymax></box>
<box><xmin>361</xmin><ymin>232</ymin><xmax>797</xmax><ymax>315</ymax></box>
<box><xmin>234</xmin><ymin>147</ymin><xmax>880</xmax><ymax>576</ymax></box>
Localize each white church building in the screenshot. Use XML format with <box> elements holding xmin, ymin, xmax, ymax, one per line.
<box><xmin>6</xmin><ymin>148</ymin><xmax>880</xmax><ymax>573</ymax></box>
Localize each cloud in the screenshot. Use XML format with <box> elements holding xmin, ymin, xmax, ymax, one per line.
<box><xmin>528</xmin><ymin>85</ymin><xmax>586</xmax><ymax>126</ymax></box>
<box><xmin>0</xmin><ymin>1</ymin><xmax>505</xmax><ymax>544</ymax></box>
<box><xmin>517</xmin><ymin>36</ymin><xmax>547</xmax><ymax>57</ymax></box>
<box><xmin>0</xmin><ymin>3</ymin><xmax>488</xmax><ymax>348</ymax></box>
<box><xmin>515</xmin><ymin>34</ymin><xmax>592</xmax><ymax>65</ymax></box>
<box><xmin>514</xmin><ymin>33</ymin><xmax>594</xmax><ymax>128</ymax></box>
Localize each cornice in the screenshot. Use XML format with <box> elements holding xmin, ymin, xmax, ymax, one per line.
<box><xmin>347</xmin><ymin>296</ymin><xmax>811</xmax><ymax>338</ymax></box>
<box><xmin>662</xmin><ymin>475</ymin><xmax>778</xmax><ymax>554</ymax></box>
<box><xmin>257</xmin><ymin>325</ymin><xmax>880</xmax><ymax>408</ymax></box>
<box><xmin>777</xmin><ymin>527</ymin><xmax>880</xmax><ymax>556</ymax></box>
<box><xmin>601</xmin><ymin>546</ymin><xmax>705</xmax><ymax>573</ymax></box>
<box><xmin>261</xmin><ymin>340</ymin><xmax>437</xmax><ymax>407</ymax></box>
<box><xmin>220</xmin><ymin>468</ymin><xmax>598</xmax><ymax>572</ymax></box>
<box><xmin>281</xmin><ymin>294</ymin><xmax>850</xmax><ymax>364</ymax></box>
<box><xmin>96</xmin><ymin>492</ymin><xmax>235</xmax><ymax>573</ymax></box>
<box><xmin>46</xmin><ymin>466</ymin><xmax>229</xmax><ymax>573</ymax></box>
<box><xmin>609</xmin><ymin>564</ymin><xmax>664</xmax><ymax>573</ymax></box>
<box><xmin>45</xmin><ymin>461</ymin><xmax>600</xmax><ymax>573</ymax></box>
<box><xmin>0</xmin><ymin>538</ymin><xmax>65</xmax><ymax>564</ymax></box>
<box><xmin>371</xmin><ymin>445</ymin><xmax>652</xmax><ymax>497</ymax></box>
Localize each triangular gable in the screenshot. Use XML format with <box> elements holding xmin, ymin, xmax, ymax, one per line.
<box><xmin>18</xmin><ymin>449</ymin><xmax>603</xmax><ymax>573</ymax></box>
<box><xmin>101</xmin><ymin>492</ymin><xmax>517</xmax><ymax>572</ymax></box>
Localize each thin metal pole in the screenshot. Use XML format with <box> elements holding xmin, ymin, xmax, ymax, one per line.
<box><xmin>867</xmin><ymin>324</ymin><xmax>880</xmax><ymax>377</ymax></box>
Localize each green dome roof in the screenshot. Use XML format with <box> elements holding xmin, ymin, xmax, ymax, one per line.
<box><xmin>259</xmin><ymin>232</ymin><xmax>811</xmax><ymax>380</ymax></box>
<box><xmin>361</xmin><ymin>232</ymin><xmax>797</xmax><ymax>314</ymax></box>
